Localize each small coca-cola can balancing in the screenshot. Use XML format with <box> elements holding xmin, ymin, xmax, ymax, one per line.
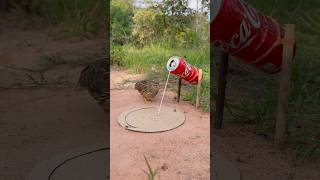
<box><xmin>166</xmin><ymin>56</ymin><xmax>203</xmax><ymax>108</ymax></box>
<box><xmin>166</xmin><ymin>56</ymin><xmax>202</xmax><ymax>85</ymax></box>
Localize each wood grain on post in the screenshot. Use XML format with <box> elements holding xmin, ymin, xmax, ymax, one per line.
<box><xmin>214</xmin><ymin>52</ymin><xmax>229</xmax><ymax>129</ymax></box>
<box><xmin>275</xmin><ymin>24</ymin><xmax>295</xmax><ymax>147</ymax></box>
<box><xmin>196</xmin><ymin>69</ymin><xmax>203</xmax><ymax>109</ymax></box>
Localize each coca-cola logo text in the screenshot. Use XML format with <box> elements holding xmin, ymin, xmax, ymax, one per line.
<box><xmin>182</xmin><ymin>63</ymin><xmax>192</xmax><ymax>78</ymax></box>
<box><xmin>213</xmin><ymin>0</ymin><xmax>266</xmax><ymax>53</ymax></box>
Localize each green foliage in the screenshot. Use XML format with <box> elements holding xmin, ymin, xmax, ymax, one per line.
<box><xmin>183</xmin><ymin>76</ymin><xmax>210</xmax><ymax>112</ymax></box>
<box><xmin>111</xmin><ymin>0</ymin><xmax>134</xmax><ymax>45</ymax></box>
<box><xmin>42</xmin><ymin>0</ymin><xmax>105</xmax><ymax>38</ymax></box>
<box><xmin>143</xmin><ymin>155</ymin><xmax>158</xmax><ymax>180</ymax></box>
<box><xmin>110</xmin><ymin>0</ymin><xmax>209</xmax><ymax>47</ymax></box>
<box><xmin>130</xmin><ymin>0</ymin><xmax>207</xmax><ymax>48</ymax></box>
<box><xmin>132</xmin><ymin>8</ymin><xmax>164</xmax><ymax>46</ymax></box>
<box><xmin>111</xmin><ymin>44</ymin><xmax>125</xmax><ymax>66</ymax></box>
<box><xmin>120</xmin><ymin>44</ymin><xmax>209</xmax><ymax>73</ymax></box>
<box><xmin>1</xmin><ymin>0</ymin><xmax>105</xmax><ymax>38</ymax></box>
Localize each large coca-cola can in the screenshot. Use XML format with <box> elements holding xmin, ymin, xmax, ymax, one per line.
<box><xmin>211</xmin><ymin>0</ymin><xmax>296</xmax><ymax>74</ymax></box>
<box><xmin>166</xmin><ymin>56</ymin><xmax>201</xmax><ymax>85</ymax></box>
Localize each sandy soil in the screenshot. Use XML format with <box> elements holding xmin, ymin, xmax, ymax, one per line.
<box><xmin>0</xmin><ymin>88</ymin><xmax>107</xmax><ymax>179</ymax></box>
<box><xmin>110</xmin><ymin>70</ymin><xmax>210</xmax><ymax>179</ymax></box>
<box><xmin>0</xmin><ymin>23</ymin><xmax>105</xmax><ymax>88</ymax></box>
<box><xmin>214</xmin><ymin>124</ymin><xmax>320</xmax><ymax>180</ymax></box>
<box><xmin>0</xmin><ymin>24</ymin><xmax>107</xmax><ymax>179</ymax></box>
<box><xmin>111</xmin><ymin>69</ymin><xmax>320</xmax><ymax>180</ymax></box>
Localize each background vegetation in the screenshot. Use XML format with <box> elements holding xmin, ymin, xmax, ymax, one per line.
<box><xmin>215</xmin><ymin>0</ymin><xmax>320</xmax><ymax>159</ymax></box>
<box><xmin>0</xmin><ymin>0</ymin><xmax>106</xmax><ymax>38</ymax></box>
<box><xmin>111</xmin><ymin>0</ymin><xmax>210</xmax><ymax>111</ymax></box>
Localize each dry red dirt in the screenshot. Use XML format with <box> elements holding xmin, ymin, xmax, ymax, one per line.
<box><xmin>214</xmin><ymin>124</ymin><xmax>320</xmax><ymax>180</ymax></box>
<box><xmin>111</xmin><ymin>69</ymin><xmax>320</xmax><ymax>180</ymax></box>
<box><xmin>110</xmin><ymin>70</ymin><xmax>210</xmax><ymax>179</ymax></box>
<box><xmin>0</xmin><ymin>24</ymin><xmax>107</xmax><ymax>179</ymax></box>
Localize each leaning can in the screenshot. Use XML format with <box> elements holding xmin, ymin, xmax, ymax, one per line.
<box><xmin>211</xmin><ymin>0</ymin><xmax>296</xmax><ymax>74</ymax></box>
<box><xmin>166</xmin><ymin>56</ymin><xmax>201</xmax><ymax>85</ymax></box>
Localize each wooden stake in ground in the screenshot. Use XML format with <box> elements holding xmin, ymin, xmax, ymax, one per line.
<box><xmin>196</xmin><ymin>69</ymin><xmax>203</xmax><ymax>109</ymax></box>
<box><xmin>275</xmin><ymin>24</ymin><xmax>295</xmax><ymax>147</ymax></box>
<box><xmin>214</xmin><ymin>52</ymin><xmax>229</xmax><ymax>129</ymax></box>
<box><xmin>177</xmin><ymin>78</ymin><xmax>182</xmax><ymax>102</ymax></box>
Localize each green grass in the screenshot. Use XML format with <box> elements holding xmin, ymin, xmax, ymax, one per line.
<box><xmin>218</xmin><ymin>0</ymin><xmax>320</xmax><ymax>159</ymax></box>
<box><xmin>1</xmin><ymin>0</ymin><xmax>105</xmax><ymax>38</ymax></box>
<box><xmin>143</xmin><ymin>155</ymin><xmax>158</xmax><ymax>180</ymax></box>
<box><xmin>112</xmin><ymin>44</ymin><xmax>210</xmax><ymax>111</ymax></box>
<box><xmin>41</xmin><ymin>0</ymin><xmax>105</xmax><ymax>38</ymax></box>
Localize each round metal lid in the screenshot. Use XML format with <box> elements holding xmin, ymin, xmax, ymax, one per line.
<box><xmin>118</xmin><ymin>106</ymin><xmax>185</xmax><ymax>133</ymax></box>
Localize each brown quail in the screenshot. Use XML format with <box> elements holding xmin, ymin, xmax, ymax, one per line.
<box><xmin>134</xmin><ymin>80</ymin><xmax>160</xmax><ymax>102</ymax></box>
<box><xmin>78</xmin><ymin>58</ymin><xmax>108</xmax><ymax>112</ymax></box>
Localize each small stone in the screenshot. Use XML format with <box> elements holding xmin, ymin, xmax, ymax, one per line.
<box><xmin>160</xmin><ymin>163</ymin><xmax>168</xmax><ymax>171</ymax></box>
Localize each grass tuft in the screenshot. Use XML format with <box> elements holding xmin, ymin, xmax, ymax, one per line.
<box><xmin>1</xmin><ymin>0</ymin><xmax>105</xmax><ymax>38</ymax></box>
<box><xmin>143</xmin><ymin>155</ymin><xmax>158</xmax><ymax>180</ymax></box>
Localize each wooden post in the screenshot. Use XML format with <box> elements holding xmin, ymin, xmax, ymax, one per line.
<box><xmin>195</xmin><ymin>69</ymin><xmax>203</xmax><ymax>109</ymax></box>
<box><xmin>177</xmin><ymin>77</ymin><xmax>182</xmax><ymax>102</ymax></box>
<box><xmin>214</xmin><ymin>52</ymin><xmax>229</xmax><ymax>129</ymax></box>
<box><xmin>275</xmin><ymin>24</ymin><xmax>295</xmax><ymax>147</ymax></box>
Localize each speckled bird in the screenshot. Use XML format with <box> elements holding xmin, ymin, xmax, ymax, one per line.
<box><xmin>134</xmin><ymin>80</ymin><xmax>160</xmax><ymax>102</ymax></box>
<box><xmin>78</xmin><ymin>58</ymin><xmax>108</xmax><ymax>112</ymax></box>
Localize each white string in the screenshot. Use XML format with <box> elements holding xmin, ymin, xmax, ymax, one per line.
<box><xmin>157</xmin><ymin>72</ymin><xmax>171</xmax><ymax>116</ymax></box>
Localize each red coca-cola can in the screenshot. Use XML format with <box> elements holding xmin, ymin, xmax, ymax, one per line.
<box><xmin>211</xmin><ymin>0</ymin><xmax>296</xmax><ymax>74</ymax></box>
<box><xmin>166</xmin><ymin>56</ymin><xmax>201</xmax><ymax>85</ymax></box>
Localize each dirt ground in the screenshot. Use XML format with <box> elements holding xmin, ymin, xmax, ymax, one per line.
<box><xmin>110</xmin><ymin>69</ymin><xmax>210</xmax><ymax>179</ymax></box>
<box><xmin>0</xmin><ymin>24</ymin><xmax>107</xmax><ymax>179</ymax></box>
<box><xmin>111</xmin><ymin>69</ymin><xmax>320</xmax><ymax>180</ymax></box>
<box><xmin>214</xmin><ymin>124</ymin><xmax>320</xmax><ymax>180</ymax></box>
